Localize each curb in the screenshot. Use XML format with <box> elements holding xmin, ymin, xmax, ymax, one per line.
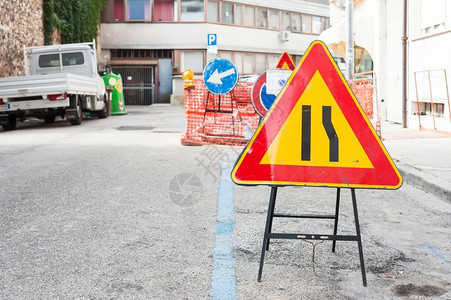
<box><xmin>396</xmin><ymin>162</ymin><xmax>451</xmax><ymax>203</ymax></box>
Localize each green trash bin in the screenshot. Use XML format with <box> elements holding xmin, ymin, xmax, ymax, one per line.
<box><xmin>103</xmin><ymin>72</ymin><xmax>127</xmax><ymax>115</ymax></box>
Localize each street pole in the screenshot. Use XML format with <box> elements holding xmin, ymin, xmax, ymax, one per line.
<box><xmin>346</xmin><ymin>0</ymin><xmax>354</xmax><ymax>80</ymax></box>
<box><xmin>402</xmin><ymin>0</ymin><xmax>408</xmax><ymax>128</ymax></box>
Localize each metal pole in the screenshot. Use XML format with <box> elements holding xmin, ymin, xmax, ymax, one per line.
<box><xmin>351</xmin><ymin>188</ymin><xmax>367</xmax><ymax>287</ymax></box>
<box><xmin>258</xmin><ymin>186</ymin><xmax>278</xmax><ymax>282</ymax></box>
<box><xmin>332</xmin><ymin>187</ymin><xmax>341</xmax><ymax>253</ymax></box>
<box><xmin>346</xmin><ymin>0</ymin><xmax>354</xmax><ymax>80</ymax></box>
<box><xmin>266</xmin><ymin>186</ymin><xmax>278</xmax><ymax>250</ymax></box>
<box><xmin>402</xmin><ymin>0</ymin><xmax>408</xmax><ymax>128</ymax></box>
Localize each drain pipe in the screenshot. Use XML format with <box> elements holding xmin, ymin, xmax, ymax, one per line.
<box><xmin>346</xmin><ymin>0</ymin><xmax>354</xmax><ymax>80</ymax></box>
<box><xmin>402</xmin><ymin>0</ymin><xmax>408</xmax><ymax>128</ymax></box>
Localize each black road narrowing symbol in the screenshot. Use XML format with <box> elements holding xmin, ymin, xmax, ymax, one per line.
<box><xmin>301</xmin><ymin>105</ymin><xmax>339</xmax><ymax>162</ymax></box>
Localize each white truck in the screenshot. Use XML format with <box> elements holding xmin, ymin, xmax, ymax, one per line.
<box><xmin>0</xmin><ymin>41</ymin><xmax>107</xmax><ymax>131</ymax></box>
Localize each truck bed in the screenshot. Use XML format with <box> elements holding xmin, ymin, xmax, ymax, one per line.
<box><xmin>0</xmin><ymin>73</ymin><xmax>99</xmax><ymax>99</ymax></box>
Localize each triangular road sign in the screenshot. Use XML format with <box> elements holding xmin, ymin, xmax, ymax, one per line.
<box><xmin>275</xmin><ymin>52</ymin><xmax>295</xmax><ymax>70</ymax></box>
<box><xmin>232</xmin><ymin>41</ymin><xmax>402</xmax><ymax>189</ymax></box>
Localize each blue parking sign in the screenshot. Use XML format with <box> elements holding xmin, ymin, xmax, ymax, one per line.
<box><xmin>207</xmin><ymin>33</ymin><xmax>217</xmax><ymax>46</ymax></box>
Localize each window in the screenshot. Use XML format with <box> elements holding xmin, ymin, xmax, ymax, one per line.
<box><xmin>216</xmin><ymin>51</ymin><xmax>285</xmax><ymax>75</ymax></box>
<box><xmin>207</xmin><ymin>1</ymin><xmax>219</xmax><ymax>22</ymax></box>
<box><xmin>235</xmin><ymin>53</ymin><xmax>242</xmax><ymax>73</ymax></box>
<box><xmin>256</xmin><ymin>54</ymin><xmax>266</xmax><ymax>74</ymax></box>
<box><xmin>312</xmin><ymin>16</ymin><xmax>322</xmax><ymax>34</ymax></box>
<box><xmin>39</xmin><ymin>52</ymin><xmax>85</xmax><ymax>68</ymax></box>
<box><xmin>127</xmin><ymin>0</ymin><xmax>150</xmax><ymax>21</ymax></box>
<box><xmin>63</xmin><ymin>52</ymin><xmax>85</xmax><ymax>66</ymax></box>
<box><xmin>321</xmin><ymin>17</ymin><xmax>329</xmax><ymax>32</ymax></box>
<box><xmin>235</xmin><ymin>5</ymin><xmax>242</xmax><ymax>25</ymax></box>
<box><xmin>222</xmin><ymin>3</ymin><xmax>234</xmax><ymax>24</ymax></box>
<box><xmin>243</xmin><ymin>53</ymin><xmax>254</xmax><ymax>73</ymax></box>
<box><xmin>293</xmin><ymin>55</ymin><xmax>303</xmax><ymax>66</ymax></box>
<box><xmin>220</xmin><ymin>51</ymin><xmax>233</xmax><ymax>62</ymax></box>
<box><xmin>180</xmin><ymin>0</ymin><xmax>204</xmax><ymax>21</ymax></box>
<box><xmin>292</xmin><ymin>13</ymin><xmax>301</xmax><ymax>32</ymax></box>
<box><xmin>244</xmin><ymin>6</ymin><xmax>255</xmax><ymax>27</ymax></box>
<box><xmin>257</xmin><ymin>8</ymin><xmax>267</xmax><ymax>28</ymax></box>
<box><xmin>269</xmin><ymin>10</ymin><xmax>279</xmax><ymax>30</ymax></box>
<box><xmin>112</xmin><ymin>0</ymin><xmax>329</xmax><ymax>34</ymax></box>
<box><xmin>154</xmin><ymin>0</ymin><xmax>177</xmax><ymax>21</ymax></box>
<box><xmin>425</xmin><ymin>103</ymin><xmax>444</xmax><ymax>117</ymax></box>
<box><xmin>183</xmin><ymin>51</ymin><xmax>204</xmax><ymax>73</ymax></box>
<box><xmin>421</xmin><ymin>0</ymin><xmax>445</xmax><ymax>34</ymax></box>
<box><xmin>114</xmin><ymin>0</ymin><xmax>124</xmax><ymax>21</ymax></box>
<box><xmin>268</xmin><ymin>55</ymin><xmax>279</xmax><ymax>69</ymax></box>
<box><xmin>302</xmin><ymin>14</ymin><xmax>312</xmax><ymax>33</ymax></box>
<box><xmin>281</xmin><ymin>12</ymin><xmax>291</xmax><ymax>31</ymax></box>
<box><xmin>39</xmin><ymin>54</ymin><xmax>61</xmax><ymax>68</ymax></box>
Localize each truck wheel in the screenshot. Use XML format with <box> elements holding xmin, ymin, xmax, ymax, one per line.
<box><xmin>97</xmin><ymin>102</ymin><xmax>108</xmax><ymax>119</ymax></box>
<box><xmin>69</xmin><ymin>95</ymin><xmax>82</xmax><ymax>125</ymax></box>
<box><xmin>44</xmin><ymin>114</ymin><xmax>56</xmax><ymax>123</ymax></box>
<box><xmin>2</xmin><ymin>114</ymin><xmax>17</xmax><ymax>131</ymax></box>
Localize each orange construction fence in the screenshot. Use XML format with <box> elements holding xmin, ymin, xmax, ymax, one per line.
<box><xmin>181</xmin><ymin>77</ymin><xmax>379</xmax><ymax>146</ymax></box>
<box><xmin>349</xmin><ymin>79</ymin><xmax>374</xmax><ymax>120</ymax></box>
<box><xmin>181</xmin><ymin>79</ymin><xmax>260</xmax><ymax>146</ymax></box>
<box><xmin>349</xmin><ymin>72</ymin><xmax>381</xmax><ymax>138</ymax></box>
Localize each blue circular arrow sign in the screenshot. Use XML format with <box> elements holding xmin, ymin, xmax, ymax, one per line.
<box><xmin>203</xmin><ymin>58</ymin><xmax>238</xmax><ymax>95</ymax></box>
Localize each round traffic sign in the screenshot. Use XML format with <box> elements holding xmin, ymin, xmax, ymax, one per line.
<box><xmin>251</xmin><ymin>72</ymin><xmax>277</xmax><ymax>117</ymax></box>
<box><xmin>203</xmin><ymin>58</ymin><xmax>238</xmax><ymax>95</ymax></box>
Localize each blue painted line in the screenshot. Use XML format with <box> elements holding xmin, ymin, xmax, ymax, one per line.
<box><xmin>420</xmin><ymin>243</ymin><xmax>451</xmax><ymax>259</ymax></box>
<box><xmin>210</xmin><ymin>154</ymin><xmax>237</xmax><ymax>300</ymax></box>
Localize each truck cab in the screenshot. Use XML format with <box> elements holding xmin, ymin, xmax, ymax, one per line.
<box><xmin>31</xmin><ymin>45</ymin><xmax>98</xmax><ymax>77</ymax></box>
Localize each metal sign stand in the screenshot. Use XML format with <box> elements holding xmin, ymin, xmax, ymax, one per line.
<box><xmin>257</xmin><ymin>186</ymin><xmax>367</xmax><ymax>287</ymax></box>
<box><xmin>204</xmin><ymin>91</ymin><xmax>234</xmax><ymax>114</ymax></box>
<box><xmin>203</xmin><ymin>91</ymin><xmax>235</xmax><ymax>136</ymax></box>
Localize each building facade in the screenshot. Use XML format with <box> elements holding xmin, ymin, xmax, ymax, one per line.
<box><xmin>407</xmin><ymin>0</ymin><xmax>451</xmax><ymax>131</ymax></box>
<box><xmin>99</xmin><ymin>0</ymin><xmax>330</xmax><ymax>105</ymax></box>
<box><xmin>322</xmin><ymin>0</ymin><xmax>451</xmax><ymax>132</ymax></box>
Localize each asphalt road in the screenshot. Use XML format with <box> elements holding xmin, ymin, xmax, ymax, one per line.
<box><xmin>0</xmin><ymin>105</ymin><xmax>450</xmax><ymax>299</ymax></box>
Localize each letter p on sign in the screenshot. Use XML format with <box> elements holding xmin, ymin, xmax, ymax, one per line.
<box><xmin>208</xmin><ymin>33</ymin><xmax>217</xmax><ymax>46</ymax></box>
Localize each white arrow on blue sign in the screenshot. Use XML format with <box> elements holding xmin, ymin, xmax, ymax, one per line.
<box><xmin>203</xmin><ymin>58</ymin><xmax>238</xmax><ymax>95</ymax></box>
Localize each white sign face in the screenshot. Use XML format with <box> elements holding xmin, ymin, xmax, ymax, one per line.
<box><xmin>266</xmin><ymin>69</ymin><xmax>292</xmax><ymax>95</ymax></box>
<box><xmin>207</xmin><ymin>45</ymin><xmax>218</xmax><ymax>54</ymax></box>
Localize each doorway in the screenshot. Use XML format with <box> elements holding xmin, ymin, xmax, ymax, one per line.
<box><xmin>112</xmin><ymin>65</ymin><xmax>155</xmax><ymax>105</ymax></box>
<box><xmin>158</xmin><ymin>59</ymin><xmax>173</xmax><ymax>103</ymax></box>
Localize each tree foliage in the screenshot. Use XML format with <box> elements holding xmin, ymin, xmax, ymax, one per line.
<box><xmin>43</xmin><ymin>0</ymin><xmax>106</xmax><ymax>45</ymax></box>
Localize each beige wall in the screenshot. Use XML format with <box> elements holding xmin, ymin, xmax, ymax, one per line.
<box><xmin>100</xmin><ymin>22</ymin><xmax>317</xmax><ymax>64</ymax></box>
<box><xmin>0</xmin><ymin>0</ymin><xmax>44</xmax><ymax>78</ymax></box>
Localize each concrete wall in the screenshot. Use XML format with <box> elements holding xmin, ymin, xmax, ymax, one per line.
<box><xmin>0</xmin><ymin>0</ymin><xmax>44</xmax><ymax>78</ymax></box>
<box><xmin>101</xmin><ymin>22</ymin><xmax>318</xmax><ymax>56</ymax></box>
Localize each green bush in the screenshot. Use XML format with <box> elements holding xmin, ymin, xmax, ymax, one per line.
<box><xmin>43</xmin><ymin>0</ymin><xmax>105</xmax><ymax>45</ymax></box>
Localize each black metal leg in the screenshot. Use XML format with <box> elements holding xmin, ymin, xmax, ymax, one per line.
<box><xmin>351</xmin><ymin>188</ymin><xmax>367</xmax><ymax>287</ymax></box>
<box><xmin>258</xmin><ymin>186</ymin><xmax>278</xmax><ymax>282</ymax></box>
<box><xmin>266</xmin><ymin>187</ymin><xmax>278</xmax><ymax>250</ymax></box>
<box><xmin>204</xmin><ymin>92</ymin><xmax>210</xmax><ymax>119</ymax></box>
<box><xmin>332</xmin><ymin>187</ymin><xmax>341</xmax><ymax>252</ymax></box>
<box><xmin>230</xmin><ymin>92</ymin><xmax>235</xmax><ymax>136</ymax></box>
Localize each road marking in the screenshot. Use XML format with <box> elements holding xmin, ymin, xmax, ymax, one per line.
<box><xmin>210</xmin><ymin>154</ymin><xmax>237</xmax><ymax>300</ymax></box>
